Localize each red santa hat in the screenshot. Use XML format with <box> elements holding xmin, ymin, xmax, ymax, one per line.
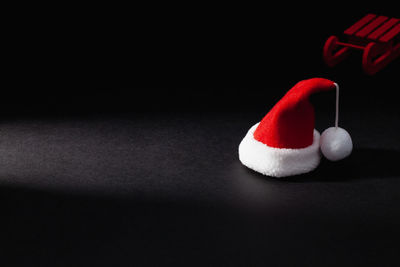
<box><xmin>238</xmin><ymin>78</ymin><xmax>352</xmax><ymax>177</ymax></box>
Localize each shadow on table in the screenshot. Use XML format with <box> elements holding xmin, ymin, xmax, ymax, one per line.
<box><xmin>284</xmin><ymin>148</ymin><xmax>400</xmax><ymax>182</ymax></box>
<box><xmin>238</xmin><ymin>148</ymin><xmax>400</xmax><ymax>182</ymax></box>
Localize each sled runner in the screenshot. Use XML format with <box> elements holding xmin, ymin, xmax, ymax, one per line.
<box><xmin>323</xmin><ymin>14</ymin><xmax>399</xmax><ymax>75</ymax></box>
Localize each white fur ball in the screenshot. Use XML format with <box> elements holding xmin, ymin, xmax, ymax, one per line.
<box><xmin>320</xmin><ymin>127</ymin><xmax>353</xmax><ymax>161</ymax></box>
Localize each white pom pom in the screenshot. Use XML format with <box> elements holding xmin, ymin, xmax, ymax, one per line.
<box><xmin>320</xmin><ymin>127</ymin><xmax>353</xmax><ymax>161</ymax></box>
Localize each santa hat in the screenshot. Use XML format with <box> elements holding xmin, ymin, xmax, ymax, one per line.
<box><xmin>238</xmin><ymin>78</ymin><xmax>353</xmax><ymax>178</ymax></box>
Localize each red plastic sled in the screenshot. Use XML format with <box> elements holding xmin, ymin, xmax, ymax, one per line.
<box><xmin>323</xmin><ymin>14</ymin><xmax>400</xmax><ymax>75</ymax></box>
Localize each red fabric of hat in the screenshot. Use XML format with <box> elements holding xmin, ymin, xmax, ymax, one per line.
<box><xmin>254</xmin><ymin>78</ymin><xmax>336</xmax><ymax>149</ymax></box>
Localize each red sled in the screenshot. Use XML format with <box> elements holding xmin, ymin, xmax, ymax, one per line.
<box><xmin>323</xmin><ymin>14</ymin><xmax>400</xmax><ymax>75</ymax></box>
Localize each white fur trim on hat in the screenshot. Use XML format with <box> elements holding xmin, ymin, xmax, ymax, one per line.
<box><xmin>238</xmin><ymin>123</ymin><xmax>321</xmax><ymax>177</ymax></box>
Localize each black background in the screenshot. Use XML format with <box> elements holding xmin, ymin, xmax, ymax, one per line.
<box><xmin>5</xmin><ymin>5</ymin><xmax>399</xmax><ymax>114</ymax></box>
<box><xmin>1</xmin><ymin>5</ymin><xmax>400</xmax><ymax>267</ymax></box>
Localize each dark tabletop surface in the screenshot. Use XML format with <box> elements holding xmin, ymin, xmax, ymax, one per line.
<box><xmin>1</xmin><ymin>105</ymin><xmax>399</xmax><ymax>266</ymax></box>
